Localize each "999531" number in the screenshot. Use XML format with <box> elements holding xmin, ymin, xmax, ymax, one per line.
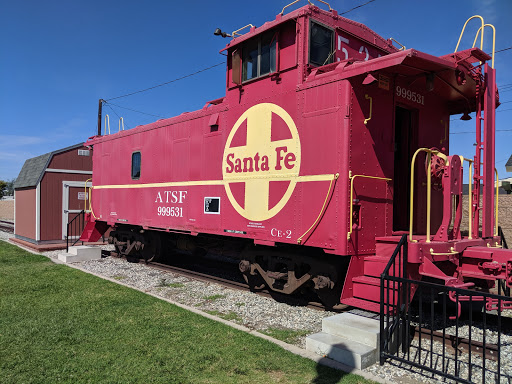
<box><xmin>396</xmin><ymin>85</ymin><xmax>425</xmax><ymax>105</ymax></box>
<box><xmin>157</xmin><ymin>206</ymin><xmax>183</xmax><ymax>217</ymax></box>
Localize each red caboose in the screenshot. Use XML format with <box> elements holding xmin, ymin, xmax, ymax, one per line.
<box><xmin>82</xmin><ymin>2</ymin><xmax>511</xmax><ymax>310</ymax></box>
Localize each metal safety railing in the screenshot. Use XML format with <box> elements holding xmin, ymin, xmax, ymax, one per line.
<box><xmin>66</xmin><ymin>210</ymin><xmax>85</xmax><ymax>253</ymax></box>
<box><xmin>381</xmin><ymin>268</ymin><xmax>511</xmax><ymax>383</ymax></box>
<box><xmin>380</xmin><ymin>234</ymin><xmax>409</xmax><ymax>367</ymax></box>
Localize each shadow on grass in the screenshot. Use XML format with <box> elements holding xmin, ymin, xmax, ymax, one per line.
<box><xmin>312</xmin><ymin>343</ymin><xmax>356</xmax><ymax>384</ymax></box>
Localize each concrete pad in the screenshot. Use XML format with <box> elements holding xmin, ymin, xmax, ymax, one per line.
<box><xmin>306</xmin><ymin>332</ymin><xmax>378</xmax><ymax>369</ymax></box>
<box><xmin>322</xmin><ymin>312</ymin><xmax>380</xmax><ymax>348</ymax></box>
<box><xmin>58</xmin><ymin>246</ymin><xmax>101</xmax><ymax>263</ymax></box>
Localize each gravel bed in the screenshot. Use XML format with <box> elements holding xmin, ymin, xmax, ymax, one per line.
<box><xmin>41</xmin><ymin>250</ymin><xmax>334</xmax><ymax>349</ymax></box>
<box><xmin>3</xmin><ymin>228</ymin><xmax>512</xmax><ymax>384</ymax></box>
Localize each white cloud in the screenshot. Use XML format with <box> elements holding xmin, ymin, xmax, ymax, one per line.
<box><xmin>0</xmin><ymin>135</ymin><xmax>48</xmax><ymax>147</ymax></box>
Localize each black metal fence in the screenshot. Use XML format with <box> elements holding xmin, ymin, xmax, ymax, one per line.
<box><xmin>66</xmin><ymin>210</ymin><xmax>85</xmax><ymax>252</ymax></box>
<box><xmin>380</xmin><ymin>236</ymin><xmax>511</xmax><ymax>383</ymax></box>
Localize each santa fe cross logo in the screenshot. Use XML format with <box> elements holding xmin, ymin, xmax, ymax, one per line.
<box><xmin>222</xmin><ymin>103</ymin><xmax>301</xmax><ymax>221</ymax></box>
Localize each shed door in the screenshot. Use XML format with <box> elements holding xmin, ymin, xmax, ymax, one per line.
<box><xmin>62</xmin><ymin>181</ymin><xmax>91</xmax><ymax>240</ymax></box>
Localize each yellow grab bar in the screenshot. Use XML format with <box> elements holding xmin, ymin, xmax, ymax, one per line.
<box><xmin>455</xmin><ymin>15</ymin><xmax>484</xmax><ymax>53</ymax></box>
<box><xmin>430</xmin><ymin>247</ymin><xmax>458</xmax><ymax>256</ymax></box>
<box><xmin>104</xmin><ymin>114</ymin><xmax>110</xmax><ymax>135</ymax></box>
<box><xmin>409</xmin><ymin>148</ymin><xmax>447</xmax><ymax>242</ymax></box>
<box><xmin>389</xmin><ymin>38</ymin><xmax>406</xmax><ymax>51</ymax></box>
<box><xmin>232</xmin><ymin>24</ymin><xmax>255</xmax><ymax>37</ymax></box>
<box><xmin>84</xmin><ymin>178</ymin><xmax>92</xmax><ymax>213</ymax></box>
<box><xmin>473</xmin><ymin>24</ymin><xmax>496</xmax><ymax>68</ymax></box>
<box><xmin>119</xmin><ymin>117</ymin><xmax>125</xmax><ymax>132</ymax></box>
<box><xmin>348</xmin><ymin>171</ymin><xmax>392</xmax><ymax>240</ymax></box>
<box><xmin>312</xmin><ymin>0</ymin><xmax>332</xmax><ymax>11</ymax></box>
<box><xmin>364</xmin><ymin>94</ymin><xmax>372</xmax><ymax>125</ymax></box>
<box><xmin>280</xmin><ymin>0</ymin><xmax>300</xmax><ymax>15</ymax></box>
<box><xmin>297</xmin><ymin>173</ymin><xmax>339</xmax><ymax>245</ymax></box>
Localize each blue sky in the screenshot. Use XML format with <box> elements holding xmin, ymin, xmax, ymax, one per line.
<box><xmin>1</xmin><ymin>0</ymin><xmax>511</xmax><ymax>182</ymax></box>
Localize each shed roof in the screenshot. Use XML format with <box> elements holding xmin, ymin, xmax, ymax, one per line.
<box><xmin>14</xmin><ymin>143</ymin><xmax>84</xmax><ymax>189</ymax></box>
<box><xmin>506</xmin><ymin>154</ymin><xmax>512</xmax><ymax>173</ymax></box>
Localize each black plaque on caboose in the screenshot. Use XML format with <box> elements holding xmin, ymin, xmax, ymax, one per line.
<box><xmin>204</xmin><ymin>197</ymin><xmax>220</xmax><ymax>214</ymax></box>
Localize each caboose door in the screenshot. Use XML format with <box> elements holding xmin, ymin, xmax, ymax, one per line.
<box><xmin>393</xmin><ymin>106</ymin><xmax>417</xmax><ymax>231</ymax></box>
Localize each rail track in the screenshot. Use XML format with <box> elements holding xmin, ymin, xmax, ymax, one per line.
<box><xmin>134</xmin><ymin>253</ymin><xmax>506</xmax><ymax>360</ymax></box>
<box><xmin>145</xmin><ymin>259</ymin><xmax>329</xmax><ymax>311</ymax></box>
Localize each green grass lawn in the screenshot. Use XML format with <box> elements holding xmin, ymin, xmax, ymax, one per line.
<box><xmin>0</xmin><ymin>242</ymin><xmax>375</xmax><ymax>384</ymax></box>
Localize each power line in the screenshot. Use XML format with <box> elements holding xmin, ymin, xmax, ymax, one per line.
<box><xmin>340</xmin><ymin>0</ymin><xmax>377</xmax><ymax>15</ymax></box>
<box><xmin>105</xmin><ymin>62</ymin><xmax>225</xmax><ymax>101</ymax></box>
<box><xmin>104</xmin><ymin>101</ymin><xmax>167</xmax><ymax>119</ymax></box>
<box><xmin>495</xmin><ymin>46</ymin><xmax>512</xmax><ymax>54</ymax></box>
<box><xmin>450</xmin><ymin>129</ymin><xmax>512</xmax><ymax>135</ymax></box>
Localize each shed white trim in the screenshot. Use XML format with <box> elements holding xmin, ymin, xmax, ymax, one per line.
<box><xmin>36</xmin><ymin>182</ymin><xmax>40</xmax><ymax>241</ymax></box>
<box><xmin>46</xmin><ymin>168</ymin><xmax>93</xmax><ymax>175</ymax></box>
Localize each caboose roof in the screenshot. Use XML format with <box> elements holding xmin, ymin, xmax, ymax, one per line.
<box><xmin>220</xmin><ymin>4</ymin><xmax>394</xmax><ymax>54</ymax></box>
<box><xmin>302</xmin><ymin>47</ymin><xmax>491</xmax><ymax>115</ymax></box>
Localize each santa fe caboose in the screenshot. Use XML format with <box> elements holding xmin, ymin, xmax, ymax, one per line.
<box><xmin>81</xmin><ymin>1</ymin><xmax>512</xmax><ymax>310</ymax></box>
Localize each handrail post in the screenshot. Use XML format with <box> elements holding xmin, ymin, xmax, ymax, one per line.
<box><xmin>495</xmin><ymin>168</ymin><xmax>499</xmax><ymax>236</ymax></box>
<box><xmin>426</xmin><ymin>152</ymin><xmax>432</xmax><ymax>243</ymax></box>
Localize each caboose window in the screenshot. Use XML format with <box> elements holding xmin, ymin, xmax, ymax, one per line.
<box><xmin>309</xmin><ymin>21</ymin><xmax>334</xmax><ymax>67</ymax></box>
<box><xmin>242</xmin><ymin>32</ymin><xmax>277</xmax><ymax>82</ymax></box>
<box><xmin>131</xmin><ymin>152</ymin><xmax>141</xmax><ymax>180</ymax></box>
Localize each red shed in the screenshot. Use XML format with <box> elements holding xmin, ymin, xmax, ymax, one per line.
<box><xmin>13</xmin><ymin>143</ymin><xmax>92</xmax><ymax>244</ymax></box>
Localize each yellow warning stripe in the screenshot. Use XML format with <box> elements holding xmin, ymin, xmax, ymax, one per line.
<box><xmin>92</xmin><ymin>174</ymin><xmax>335</xmax><ymax>190</ymax></box>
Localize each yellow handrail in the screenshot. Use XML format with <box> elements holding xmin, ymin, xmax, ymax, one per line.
<box><xmin>472</xmin><ymin>24</ymin><xmax>496</xmax><ymax>68</ymax></box>
<box><xmin>104</xmin><ymin>114</ymin><xmax>110</xmax><ymax>135</ymax></box>
<box><xmin>409</xmin><ymin>148</ymin><xmax>448</xmax><ymax>242</ymax></box>
<box><xmin>364</xmin><ymin>94</ymin><xmax>372</xmax><ymax>125</ymax></box>
<box><xmin>389</xmin><ymin>38</ymin><xmax>406</xmax><ymax>51</ymax></box>
<box><xmin>232</xmin><ymin>24</ymin><xmax>255</xmax><ymax>37</ymax></box>
<box><xmin>430</xmin><ymin>247</ymin><xmax>458</xmax><ymax>256</ymax></box>
<box><xmin>297</xmin><ymin>173</ymin><xmax>339</xmax><ymax>244</ymax></box>
<box><xmin>495</xmin><ymin>167</ymin><xmax>499</xmax><ymax>236</ymax></box>
<box><xmin>119</xmin><ymin>117</ymin><xmax>125</xmax><ymax>132</ymax></box>
<box><xmin>280</xmin><ymin>0</ymin><xmax>300</xmax><ymax>15</ymax></box>
<box><xmin>347</xmin><ymin>171</ymin><xmax>392</xmax><ymax>240</ymax></box>
<box><xmin>455</xmin><ymin>15</ymin><xmax>484</xmax><ymax>53</ymax></box>
<box><xmin>460</xmin><ymin>157</ymin><xmax>474</xmax><ymax>239</ymax></box>
<box><xmin>312</xmin><ymin>0</ymin><xmax>332</xmax><ymax>11</ymax></box>
<box><xmin>89</xmin><ymin>186</ymin><xmax>97</xmax><ymax>219</ymax></box>
<box><xmin>84</xmin><ymin>178</ymin><xmax>92</xmax><ymax>213</ymax></box>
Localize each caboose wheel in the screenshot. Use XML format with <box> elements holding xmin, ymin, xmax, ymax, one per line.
<box><xmin>142</xmin><ymin>232</ymin><xmax>162</xmax><ymax>263</ymax></box>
